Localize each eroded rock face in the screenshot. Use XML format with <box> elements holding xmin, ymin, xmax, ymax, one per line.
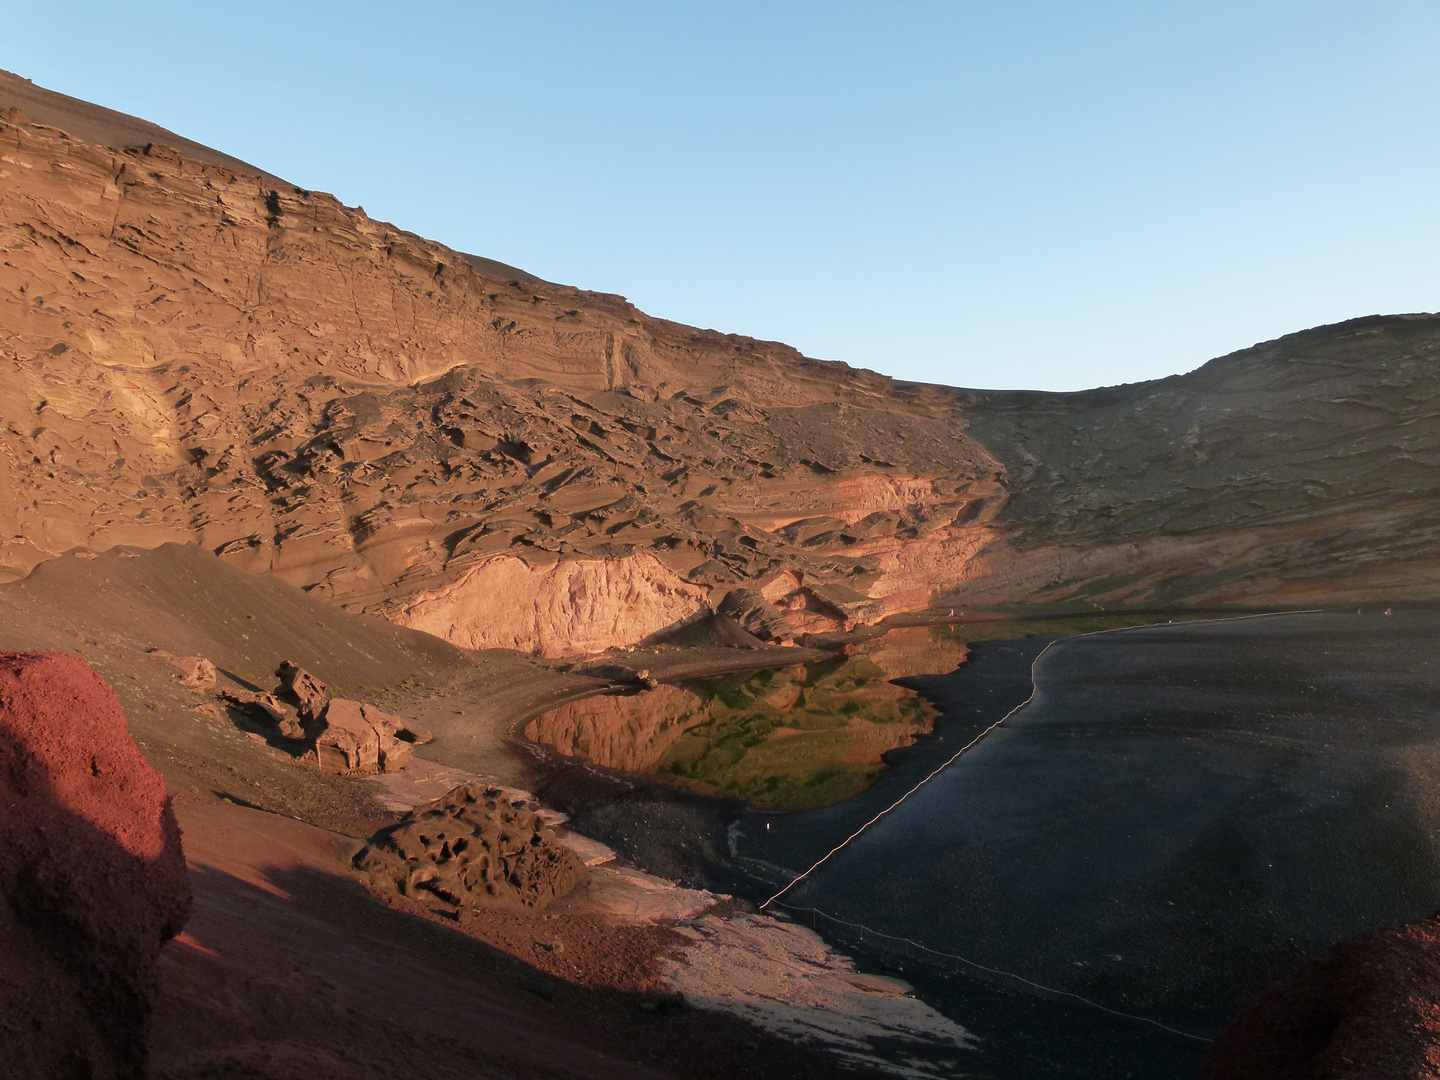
<box><xmin>310</xmin><ymin>698</ymin><xmax>430</xmax><ymax>776</ymax></box>
<box><xmin>2</xmin><ymin>82</ymin><xmax>1440</xmax><ymax>659</ymax></box>
<box><xmin>393</xmin><ymin>552</ymin><xmax>709</xmax><ymax>655</ymax></box>
<box><xmin>0</xmin><ymin>650</ymin><xmax>190</xmax><ymax>1080</ymax></box>
<box><xmin>355</xmin><ymin>784</ymin><xmax>587</xmax><ymax>913</ymax></box>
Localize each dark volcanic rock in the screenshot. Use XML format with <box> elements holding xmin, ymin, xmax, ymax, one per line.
<box><xmin>1202</xmin><ymin>913</ymin><xmax>1440</xmax><ymax>1080</ymax></box>
<box><xmin>356</xmin><ymin>784</ymin><xmax>587</xmax><ymax>913</ymax></box>
<box><xmin>0</xmin><ymin>650</ymin><xmax>190</xmax><ymax>1080</ymax></box>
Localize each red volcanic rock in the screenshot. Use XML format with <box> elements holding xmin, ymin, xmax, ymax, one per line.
<box><xmin>1202</xmin><ymin>914</ymin><xmax>1440</xmax><ymax>1080</ymax></box>
<box><xmin>0</xmin><ymin>650</ymin><xmax>190</xmax><ymax>1080</ymax></box>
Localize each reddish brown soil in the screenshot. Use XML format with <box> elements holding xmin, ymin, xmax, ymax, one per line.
<box><xmin>0</xmin><ymin>650</ymin><xmax>190</xmax><ymax>1080</ymax></box>
<box><xmin>153</xmin><ymin>792</ymin><xmax>892</xmax><ymax>1080</ymax></box>
<box><xmin>1202</xmin><ymin>913</ymin><xmax>1440</xmax><ymax>1079</ymax></box>
<box><xmin>373</xmin><ymin>889</ymin><xmax>686</xmax><ymax>994</ymax></box>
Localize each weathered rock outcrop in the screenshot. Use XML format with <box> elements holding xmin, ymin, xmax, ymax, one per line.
<box><xmin>355</xmin><ymin>784</ymin><xmax>587</xmax><ymax>912</ymax></box>
<box><xmin>1201</xmin><ymin>912</ymin><xmax>1440</xmax><ymax>1079</ymax></box>
<box><xmin>274</xmin><ymin>659</ymin><xmax>330</xmax><ymax>721</ymax></box>
<box><xmin>310</xmin><ymin>697</ymin><xmax>430</xmax><ymax>775</ymax></box>
<box><xmin>0</xmin><ymin>650</ymin><xmax>190</xmax><ymax>1080</ymax></box>
<box><xmin>393</xmin><ymin>553</ymin><xmax>709</xmax><ymax>655</ymax></box>
<box><xmin>220</xmin><ymin>661</ymin><xmax>431</xmax><ymax>772</ymax></box>
<box><xmin>147</xmin><ymin>650</ymin><xmax>218</xmax><ymax>691</ymax></box>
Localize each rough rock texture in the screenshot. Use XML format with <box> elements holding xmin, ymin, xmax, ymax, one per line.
<box><xmin>274</xmin><ymin>659</ymin><xmax>329</xmax><ymax>721</ymax></box>
<box><xmin>0</xmin><ymin>650</ymin><xmax>190</xmax><ymax>1080</ymax></box>
<box><xmin>149</xmin><ymin>650</ymin><xmax>217</xmax><ymax>691</ymax></box>
<box><xmin>356</xmin><ymin>784</ymin><xmax>588</xmax><ymax>912</ymax></box>
<box><xmin>310</xmin><ymin>697</ymin><xmax>429</xmax><ymax>775</ymax></box>
<box><xmin>1201</xmin><ymin>913</ymin><xmax>1440</xmax><ymax>1080</ymax></box>
<box><xmin>394</xmin><ymin>552</ymin><xmax>709</xmax><ymax>655</ymax></box>
<box><xmin>2</xmin><ymin>73</ymin><xmax>1439</xmax><ymax>658</ymax></box>
<box><xmin>218</xmin><ymin>687</ymin><xmax>292</xmax><ymax>732</ymax></box>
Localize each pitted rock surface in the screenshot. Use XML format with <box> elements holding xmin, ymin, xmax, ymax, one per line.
<box><xmin>356</xmin><ymin>784</ymin><xmax>587</xmax><ymax>913</ymax></box>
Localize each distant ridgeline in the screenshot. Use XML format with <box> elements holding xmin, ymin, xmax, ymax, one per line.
<box><xmin>1</xmin><ymin>68</ymin><xmax>1437</xmax><ymax>656</ymax></box>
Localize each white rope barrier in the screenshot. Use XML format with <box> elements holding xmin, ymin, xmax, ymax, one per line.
<box><xmin>770</xmin><ymin>900</ymin><xmax>1215</xmax><ymax>1044</ymax></box>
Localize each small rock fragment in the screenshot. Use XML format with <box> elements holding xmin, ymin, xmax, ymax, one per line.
<box><xmin>274</xmin><ymin>660</ymin><xmax>330</xmax><ymax>722</ymax></box>
<box><xmin>219</xmin><ymin>688</ymin><xmax>288</xmax><ymax>728</ymax></box>
<box><xmin>148</xmin><ymin>648</ymin><xmax>217</xmax><ymax>691</ymax></box>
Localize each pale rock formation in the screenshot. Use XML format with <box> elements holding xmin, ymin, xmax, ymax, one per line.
<box><xmin>392</xmin><ymin>553</ymin><xmax>708</xmax><ymax>655</ymax></box>
<box><xmin>663</xmin><ymin>914</ymin><xmax>974</xmax><ymax>1079</ymax></box>
<box><xmin>148</xmin><ymin>650</ymin><xmax>217</xmax><ymax>691</ymax></box>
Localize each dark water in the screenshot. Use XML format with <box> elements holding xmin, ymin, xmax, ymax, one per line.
<box><xmin>732</xmin><ymin>610</ymin><xmax>1440</xmax><ymax>1078</ymax></box>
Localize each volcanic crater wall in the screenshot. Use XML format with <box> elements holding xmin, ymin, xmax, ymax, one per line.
<box><xmin>2</xmin><ymin>72</ymin><xmax>1439</xmax><ymax>655</ymax></box>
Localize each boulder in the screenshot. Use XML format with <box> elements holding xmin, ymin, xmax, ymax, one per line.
<box><xmin>355</xmin><ymin>784</ymin><xmax>587</xmax><ymax>913</ymax></box>
<box><xmin>273</xmin><ymin>660</ymin><xmax>329</xmax><ymax>723</ymax></box>
<box><xmin>218</xmin><ymin>687</ymin><xmax>302</xmax><ymax>737</ymax></box>
<box><xmin>1202</xmin><ymin>912</ymin><xmax>1440</xmax><ymax>1079</ymax></box>
<box><xmin>147</xmin><ymin>649</ymin><xmax>217</xmax><ymax>691</ymax></box>
<box><xmin>311</xmin><ymin>698</ymin><xmax>382</xmax><ymax>775</ymax></box>
<box><xmin>309</xmin><ymin>699</ymin><xmax>431</xmax><ymax>775</ymax></box>
<box><xmin>0</xmin><ymin>650</ymin><xmax>190</xmax><ymax>1080</ymax></box>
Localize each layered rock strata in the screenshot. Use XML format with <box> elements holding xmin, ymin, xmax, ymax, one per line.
<box><xmin>2</xmin><ymin>74</ymin><xmax>1439</xmax><ymax>657</ymax></box>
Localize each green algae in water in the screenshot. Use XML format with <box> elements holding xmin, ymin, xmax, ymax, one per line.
<box><xmin>525</xmin><ymin>626</ymin><xmax>966</xmax><ymax>812</ymax></box>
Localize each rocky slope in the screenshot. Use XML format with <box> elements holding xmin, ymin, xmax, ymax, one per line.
<box><xmin>1</xmin><ymin>69</ymin><xmax>1436</xmax><ymax>656</ymax></box>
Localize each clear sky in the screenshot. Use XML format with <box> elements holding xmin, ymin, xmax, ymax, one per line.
<box><xmin>4</xmin><ymin>2</ymin><xmax>1437</xmax><ymax>390</ymax></box>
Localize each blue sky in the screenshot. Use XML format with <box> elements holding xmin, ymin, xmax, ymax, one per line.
<box><xmin>4</xmin><ymin>2</ymin><xmax>1437</xmax><ymax>390</ymax></box>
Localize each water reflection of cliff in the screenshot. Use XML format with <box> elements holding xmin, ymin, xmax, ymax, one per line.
<box><xmin>525</xmin><ymin>627</ymin><xmax>967</xmax><ymax>811</ymax></box>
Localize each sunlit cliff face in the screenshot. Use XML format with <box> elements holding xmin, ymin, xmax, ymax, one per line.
<box><xmin>5</xmin><ymin>100</ymin><xmax>1440</xmax><ymax>661</ymax></box>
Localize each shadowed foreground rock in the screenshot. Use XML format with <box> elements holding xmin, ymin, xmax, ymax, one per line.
<box><xmin>1202</xmin><ymin>913</ymin><xmax>1440</xmax><ymax>1080</ymax></box>
<box><xmin>0</xmin><ymin>650</ymin><xmax>190</xmax><ymax>1080</ymax></box>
